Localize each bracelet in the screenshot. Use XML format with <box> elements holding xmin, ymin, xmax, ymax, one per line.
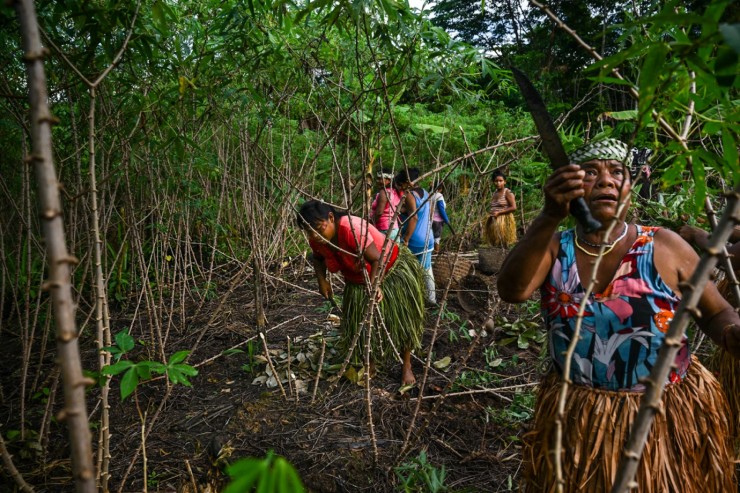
<box><xmin>721</xmin><ymin>324</ymin><xmax>735</xmax><ymax>352</ymax></box>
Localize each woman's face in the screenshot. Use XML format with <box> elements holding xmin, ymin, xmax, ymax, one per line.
<box><xmin>376</xmin><ymin>176</ymin><xmax>389</xmax><ymax>188</ymax></box>
<box><xmin>580</xmin><ymin>159</ymin><xmax>631</xmax><ymax>221</ymax></box>
<box><xmin>494</xmin><ymin>176</ymin><xmax>505</xmax><ymax>190</ymax></box>
<box><xmin>305</xmin><ymin>212</ymin><xmax>336</xmax><ymax>243</ymax></box>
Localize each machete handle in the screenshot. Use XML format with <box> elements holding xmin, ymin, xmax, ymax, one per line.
<box><xmin>570</xmin><ymin>197</ymin><xmax>602</xmax><ymax>233</ymax></box>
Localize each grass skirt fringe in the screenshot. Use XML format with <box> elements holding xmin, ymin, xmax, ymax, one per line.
<box><xmin>714</xmin><ymin>350</ymin><xmax>740</xmax><ymax>451</ymax></box>
<box><xmin>713</xmin><ymin>275</ymin><xmax>740</xmax><ymax>450</ymax></box>
<box><xmin>483</xmin><ymin>213</ymin><xmax>516</xmax><ymax>247</ymax></box>
<box><xmin>521</xmin><ymin>356</ymin><xmax>735</xmax><ymax>493</ymax></box>
<box><xmin>340</xmin><ymin>247</ymin><xmax>425</xmax><ymax>366</ymax></box>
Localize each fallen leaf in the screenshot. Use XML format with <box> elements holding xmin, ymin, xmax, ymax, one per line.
<box><xmin>398</xmin><ymin>383</ymin><xmax>415</xmax><ymax>395</ymax></box>
<box><xmin>433</xmin><ymin>356</ymin><xmax>451</xmax><ymax>370</ymax></box>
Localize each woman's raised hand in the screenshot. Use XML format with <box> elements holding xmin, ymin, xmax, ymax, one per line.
<box><xmin>542</xmin><ymin>164</ymin><xmax>586</xmax><ymax>219</ymax></box>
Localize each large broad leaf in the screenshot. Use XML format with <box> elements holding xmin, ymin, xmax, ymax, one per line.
<box><xmin>638</xmin><ymin>43</ymin><xmax>669</xmax><ymax>126</ymax></box>
<box><xmin>411</xmin><ymin>123</ymin><xmax>449</xmax><ymax>134</ymax></box>
<box><xmin>599</xmin><ymin>110</ymin><xmax>637</xmax><ymax>121</ymax></box>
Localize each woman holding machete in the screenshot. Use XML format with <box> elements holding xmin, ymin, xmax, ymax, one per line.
<box><xmin>497</xmin><ymin>138</ymin><xmax>740</xmax><ymax>492</ymax></box>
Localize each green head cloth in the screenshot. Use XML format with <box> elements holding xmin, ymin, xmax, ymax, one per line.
<box><xmin>569</xmin><ymin>138</ymin><xmax>633</xmax><ymax>168</ymax></box>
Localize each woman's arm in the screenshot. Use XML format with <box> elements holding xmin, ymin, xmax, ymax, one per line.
<box><xmin>497</xmin><ymin>165</ymin><xmax>585</xmax><ymax>302</ymax></box>
<box><xmin>679</xmin><ymin>224</ymin><xmax>740</xmax><ymax>271</ymax></box>
<box><xmin>437</xmin><ymin>199</ymin><xmax>451</xmax><ymax>225</ymax></box>
<box><xmin>654</xmin><ymin>228</ymin><xmax>740</xmax><ymax>358</ymax></box>
<box><xmin>401</xmin><ymin>192</ymin><xmax>417</xmax><ymax>246</ymax></box>
<box><xmin>362</xmin><ymin>243</ymin><xmax>382</xmax><ymax>284</ymax></box>
<box><xmin>504</xmin><ymin>190</ymin><xmax>517</xmax><ymax>213</ymax></box>
<box><xmin>310</xmin><ymin>253</ymin><xmax>332</xmax><ymax>300</ymax></box>
<box><xmin>374</xmin><ymin>189</ymin><xmax>388</xmax><ymax>225</ymax></box>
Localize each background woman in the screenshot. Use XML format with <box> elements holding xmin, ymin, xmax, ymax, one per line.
<box><xmin>371</xmin><ymin>168</ymin><xmax>402</xmax><ymax>240</ymax></box>
<box><xmin>396</xmin><ymin>168</ymin><xmax>436</xmax><ymax>305</ymax></box>
<box><xmin>497</xmin><ymin>138</ymin><xmax>740</xmax><ymax>492</ymax></box>
<box><xmin>484</xmin><ymin>170</ymin><xmax>517</xmax><ymax>248</ymax></box>
<box><xmin>297</xmin><ymin>200</ymin><xmax>425</xmax><ymax>385</ymax></box>
<box><xmin>430</xmin><ymin>181</ymin><xmax>453</xmax><ymax>253</ymax></box>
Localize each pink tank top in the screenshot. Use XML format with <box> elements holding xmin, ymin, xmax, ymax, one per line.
<box><xmin>372</xmin><ymin>187</ymin><xmax>401</xmax><ymax>231</ymax></box>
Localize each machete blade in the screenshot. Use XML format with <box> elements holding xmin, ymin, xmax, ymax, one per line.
<box><xmin>511</xmin><ymin>67</ymin><xmax>569</xmax><ymax>168</ymax></box>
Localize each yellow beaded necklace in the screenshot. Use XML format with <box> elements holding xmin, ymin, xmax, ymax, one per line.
<box><xmin>574</xmin><ymin>223</ymin><xmax>629</xmax><ymax>257</ymax></box>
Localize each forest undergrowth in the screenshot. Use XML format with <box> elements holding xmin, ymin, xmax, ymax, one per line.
<box><xmin>1</xmin><ymin>248</ymin><xmax>544</xmax><ymax>492</ymax></box>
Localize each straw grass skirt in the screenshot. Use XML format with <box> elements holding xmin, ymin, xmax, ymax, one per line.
<box><xmin>483</xmin><ymin>213</ymin><xmax>516</xmax><ymax>247</ymax></box>
<box><xmin>714</xmin><ymin>274</ymin><xmax>740</xmax><ymax>449</ymax></box>
<box><xmin>714</xmin><ymin>350</ymin><xmax>740</xmax><ymax>450</ymax></box>
<box><xmin>340</xmin><ymin>247</ymin><xmax>425</xmax><ymax>365</ymax></box>
<box><xmin>521</xmin><ymin>356</ymin><xmax>735</xmax><ymax>493</ymax></box>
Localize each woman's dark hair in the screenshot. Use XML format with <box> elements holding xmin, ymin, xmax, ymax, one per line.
<box><xmin>297</xmin><ymin>200</ymin><xmax>347</xmax><ymax>229</ymax></box>
<box><xmin>492</xmin><ymin>170</ymin><xmax>506</xmax><ymax>180</ymax></box>
<box><xmin>395</xmin><ymin>167</ymin><xmax>420</xmax><ymax>185</ymax></box>
<box><xmin>431</xmin><ymin>181</ymin><xmax>444</xmax><ymax>192</ymax></box>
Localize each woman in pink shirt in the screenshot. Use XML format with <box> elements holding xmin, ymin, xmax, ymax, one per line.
<box><xmin>298</xmin><ymin>200</ymin><xmax>425</xmax><ymax>385</ymax></box>
<box><xmin>371</xmin><ymin>168</ymin><xmax>402</xmax><ymax>240</ymax></box>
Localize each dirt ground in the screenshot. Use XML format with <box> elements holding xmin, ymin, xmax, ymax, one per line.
<box><xmin>0</xmin><ymin>253</ymin><xmax>544</xmax><ymax>492</ymax></box>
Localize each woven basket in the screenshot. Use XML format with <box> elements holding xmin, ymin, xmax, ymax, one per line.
<box><xmin>457</xmin><ymin>273</ymin><xmax>491</xmax><ymax>313</ymax></box>
<box><xmin>478</xmin><ymin>247</ymin><xmax>508</xmax><ymax>275</ymax></box>
<box><xmin>433</xmin><ymin>253</ymin><xmax>473</xmax><ymax>289</ymax></box>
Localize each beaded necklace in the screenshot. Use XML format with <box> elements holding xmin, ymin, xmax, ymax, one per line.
<box><xmin>574</xmin><ymin>222</ymin><xmax>629</xmax><ymax>257</ymax></box>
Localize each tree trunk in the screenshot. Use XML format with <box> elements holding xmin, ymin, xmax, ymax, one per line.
<box><xmin>15</xmin><ymin>1</ymin><xmax>96</xmax><ymax>491</ymax></box>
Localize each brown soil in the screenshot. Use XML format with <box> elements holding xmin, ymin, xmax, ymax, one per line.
<box><xmin>0</xmin><ymin>258</ymin><xmax>543</xmax><ymax>493</ymax></box>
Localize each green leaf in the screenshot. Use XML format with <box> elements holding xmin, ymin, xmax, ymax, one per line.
<box><xmin>225</xmin><ymin>458</ymin><xmax>267</xmax><ymax>493</ymax></box>
<box><xmin>171</xmin><ymin>364</ymin><xmax>198</xmax><ymax>376</ymax></box>
<box><xmin>721</xmin><ymin>131</ymin><xmax>740</xmax><ymax>183</ymax></box>
<box><xmin>638</xmin><ymin>43</ymin><xmax>669</xmax><ymax>125</ymax></box>
<box><xmin>136</xmin><ymin>364</ymin><xmax>153</xmax><ymax>381</ymax></box>
<box><xmin>691</xmin><ymin>156</ymin><xmax>707</xmax><ymax>211</ymax></box>
<box><xmin>152</xmin><ymin>1</ymin><xmax>168</xmax><ymax>34</ymax></box>
<box><xmin>411</xmin><ymin>123</ymin><xmax>449</xmax><ymax>134</ymax></box>
<box><xmin>720</xmin><ymin>24</ymin><xmax>740</xmax><ymax>54</ymax></box>
<box><xmin>432</xmin><ymin>356</ymin><xmax>451</xmax><ymax>370</ymax></box>
<box><xmin>168</xmin><ymin>350</ymin><xmax>190</xmax><ymax>365</ymax></box>
<box><xmin>120</xmin><ymin>367</ymin><xmax>140</xmax><ymax>400</ymax></box>
<box><xmin>102</xmin><ymin>360</ymin><xmax>134</xmax><ymax>376</ymax></box>
<box><xmin>114</xmin><ymin>331</ymin><xmax>135</xmax><ymax>353</ymax></box>
<box><xmin>714</xmin><ymin>45</ymin><xmax>739</xmax><ymax>89</ymax></box>
<box><xmin>599</xmin><ymin>110</ymin><xmax>637</xmax><ymax>121</ymax></box>
<box><xmin>223</xmin><ymin>349</ymin><xmax>245</xmax><ymax>356</ymax></box>
<box><xmin>499</xmin><ymin>336</ymin><xmax>517</xmax><ymax>346</ymax></box>
<box><xmin>517</xmin><ymin>334</ymin><xmax>530</xmax><ymax>350</ymax></box>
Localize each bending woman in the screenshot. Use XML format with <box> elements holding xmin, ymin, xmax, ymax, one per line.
<box><xmin>298</xmin><ymin>200</ymin><xmax>426</xmax><ymax>385</ymax></box>
<box><xmin>484</xmin><ymin>170</ymin><xmax>517</xmax><ymax>247</ymax></box>
<box><xmin>497</xmin><ymin>138</ymin><xmax>740</xmax><ymax>492</ymax></box>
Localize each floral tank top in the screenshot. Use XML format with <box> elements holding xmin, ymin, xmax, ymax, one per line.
<box><xmin>541</xmin><ymin>226</ymin><xmax>690</xmax><ymax>391</ymax></box>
